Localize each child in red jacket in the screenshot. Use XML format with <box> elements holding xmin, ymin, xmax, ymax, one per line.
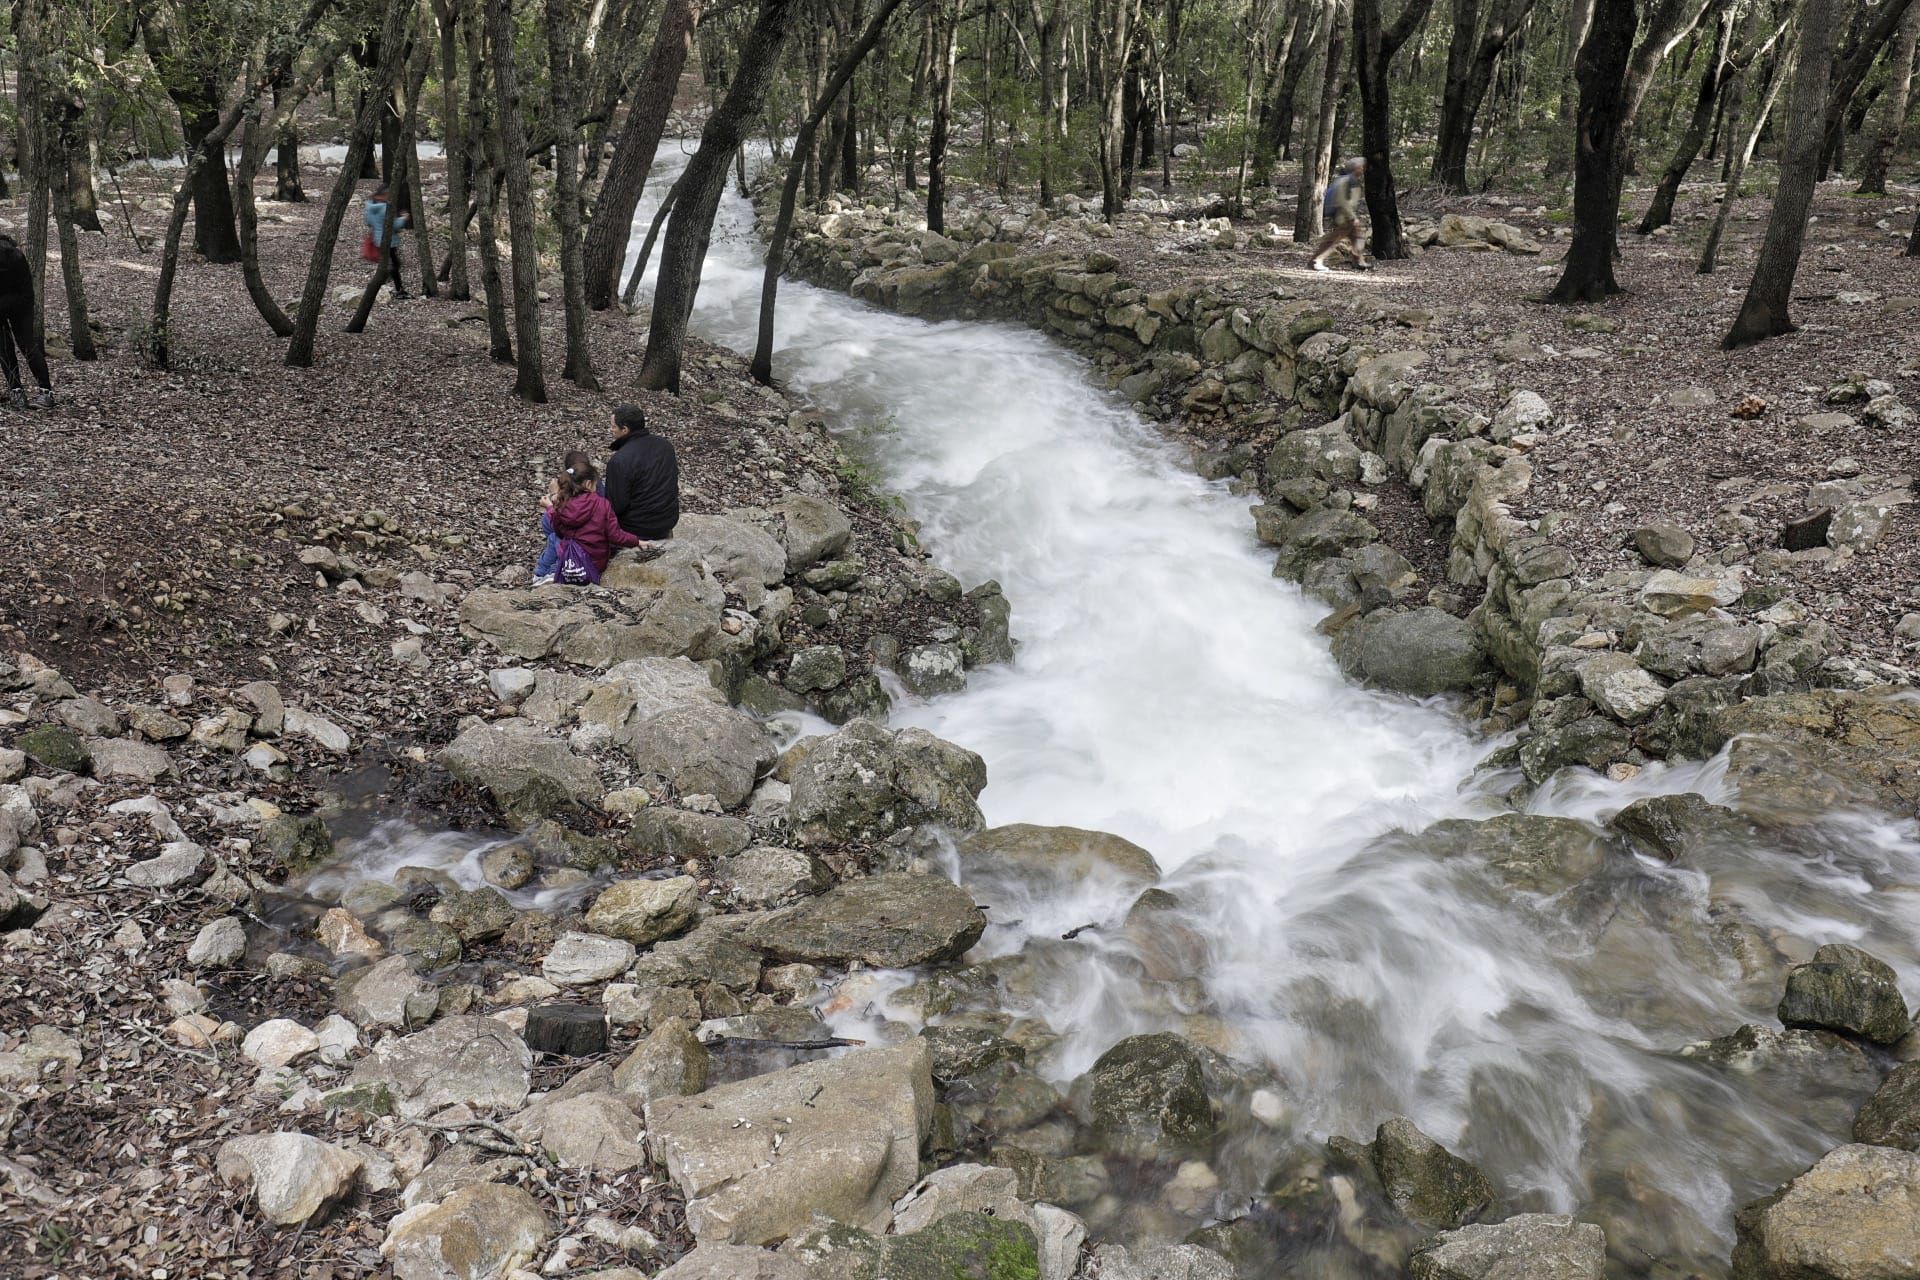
<box><xmin>533</xmin><ymin>452</ymin><xmax>640</xmax><ymax>584</ymax></box>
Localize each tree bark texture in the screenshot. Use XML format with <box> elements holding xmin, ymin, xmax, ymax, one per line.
<box><xmin>486</xmin><ymin>0</ymin><xmax>549</xmax><ymax>402</ymax></box>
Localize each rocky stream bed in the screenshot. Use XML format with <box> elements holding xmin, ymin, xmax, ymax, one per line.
<box><xmin>6</xmin><ymin>160</ymin><xmax>1920</xmax><ymax>1280</ymax></box>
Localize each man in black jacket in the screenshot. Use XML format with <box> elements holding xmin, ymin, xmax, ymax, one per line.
<box><xmin>0</xmin><ymin>235</ymin><xmax>54</xmax><ymax>408</ymax></box>
<box><xmin>603</xmin><ymin>404</ymin><xmax>679</xmax><ymax>541</ymax></box>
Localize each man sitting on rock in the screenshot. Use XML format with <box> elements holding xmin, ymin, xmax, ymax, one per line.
<box><xmin>603</xmin><ymin>404</ymin><xmax>679</xmax><ymax>542</ymax></box>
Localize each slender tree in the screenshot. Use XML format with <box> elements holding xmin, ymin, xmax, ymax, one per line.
<box><xmin>431</xmin><ymin>0</ymin><xmax>472</xmax><ymax>299</ymax></box>
<box><xmin>1859</xmin><ymin>0</ymin><xmax>1918</xmax><ymax>193</ymax></box>
<box><xmin>468</xmin><ymin>2</ymin><xmax>514</xmax><ymax>361</ymax></box>
<box><xmin>1638</xmin><ymin>0</ymin><xmax>1786</xmax><ymax>234</ymax></box>
<box><xmin>582</xmin><ymin>0</ymin><xmax>701</xmax><ymax>309</ymax></box>
<box><xmin>1093</xmin><ymin>0</ymin><xmax>1145</xmax><ymax>219</ymax></box>
<box><xmin>140</xmin><ymin>0</ymin><xmax>246</xmax><ymax>263</ymax></box>
<box><xmin>546</xmin><ymin>0</ymin><xmax>600</xmax><ymax>388</ymax></box>
<box><xmin>1724</xmin><ymin>0</ymin><xmax>1838</xmax><ymax>346</ymax></box>
<box><xmin>926</xmin><ymin>0</ymin><xmax>959</xmax><ymax>231</ymax></box>
<box><xmin>638</xmin><ymin>0</ymin><xmax>798</xmax><ymax>392</ymax></box>
<box><xmin>1296</xmin><ymin>0</ymin><xmax>1348</xmax><ymax>243</ymax></box>
<box><xmin>1699</xmin><ymin>24</ymin><xmax>1792</xmax><ymax>271</ymax></box>
<box><xmin>1353</xmin><ymin>0</ymin><xmax>1438</xmax><ymax>258</ymax></box>
<box><xmin>753</xmin><ymin>0</ymin><xmax>913</xmax><ymax>384</ymax></box>
<box><xmin>286</xmin><ymin>0</ymin><xmax>408</xmax><ymax>368</ymax></box>
<box><xmin>486</xmin><ymin>0</ymin><xmax>549</xmax><ymax>402</ymax></box>
<box><xmin>397</xmin><ymin>24</ymin><xmax>438</xmax><ymax>295</ymax></box>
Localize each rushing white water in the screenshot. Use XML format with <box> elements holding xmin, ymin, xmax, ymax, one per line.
<box><xmin>611</xmin><ymin>159</ymin><xmax>1920</xmax><ymax>1266</ymax></box>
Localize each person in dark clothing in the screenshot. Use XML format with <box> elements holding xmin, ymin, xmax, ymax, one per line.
<box><xmin>602</xmin><ymin>404</ymin><xmax>679</xmax><ymax>541</ymax></box>
<box><xmin>0</xmin><ymin>235</ymin><xmax>54</xmax><ymax>408</ymax></box>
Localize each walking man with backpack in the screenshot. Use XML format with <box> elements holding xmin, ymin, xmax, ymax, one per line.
<box><xmin>1312</xmin><ymin>158</ymin><xmax>1371</xmax><ymax>273</ymax></box>
<box><xmin>0</xmin><ymin>234</ymin><xmax>54</xmax><ymax>408</ymax></box>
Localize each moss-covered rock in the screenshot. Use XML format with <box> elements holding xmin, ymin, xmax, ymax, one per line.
<box><xmin>18</xmin><ymin>725</ymin><xmax>90</xmax><ymax>774</ymax></box>
<box><xmin>1779</xmin><ymin>943</ymin><xmax>1912</xmax><ymax>1045</ymax></box>
<box><xmin>259</xmin><ymin>813</ymin><xmax>335</xmax><ymax>874</ymax></box>
<box><xmin>1083</xmin><ymin>1032</ymin><xmax>1218</xmax><ymax>1154</ymax></box>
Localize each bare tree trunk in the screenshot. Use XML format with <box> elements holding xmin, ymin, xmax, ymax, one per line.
<box><xmin>1353</xmin><ymin>0</ymin><xmax>1437</xmax><ymax>258</ymax></box>
<box><xmin>57</xmin><ymin>94</ymin><xmax>103</xmax><ymax>232</ymax></box>
<box><xmin>582</xmin><ymin>0</ymin><xmax>700</xmax><ymax>310</ymax></box>
<box><xmin>237</xmin><ymin>83</ymin><xmax>297</xmax><ymax>336</ymax></box>
<box><xmin>1638</xmin><ymin>0</ymin><xmax>1734</xmax><ymax>233</ymax></box>
<box><xmin>1094</xmin><ymin>0</ymin><xmax>1144</xmax><ymax>219</ymax></box>
<box><xmin>486</xmin><ymin>0</ymin><xmax>549</xmax><ymax>402</ymax></box>
<box><xmin>274</xmin><ymin>80</ymin><xmax>306</xmax><ymax>201</ymax></box>
<box><xmin>1296</xmin><ymin>0</ymin><xmax>1347</xmax><ymax>243</ymax></box>
<box><xmin>546</xmin><ymin>0</ymin><xmax>600</xmax><ymax>388</ymax></box>
<box><xmin>1858</xmin><ymin>0</ymin><xmax>1919</xmax><ymax>194</ymax></box>
<box><xmin>1546</xmin><ymin>0</ymin><xmax>1596</xmax><ymax>180</ymax></box>
<box><xmin>621</xmin><ymin>170</ymin><xmax>681</xmax><ymax>308</ymax></box>
<box><xmin>16</xmin><ymin>0</ymin><xmax>52</xmax><ymax>349</ymax></box>
<box><xmin>398</xmin><ymin>26</ymin><xmax>438</xmax><ymax>296</ymax></box>
<box><xmin>1547</xmin><ymin>0</ymin><xmax>1636</xmax><ymax>300</ymax></box>
<box><xmin>1432</xmin><ymin>0</ymin><xmax>1540</xmax><ymax>192</ymax></box>
<box><xmin>638</xmin><ymin>0</ymin><xmax>796</xmax><ymax>393</ymax></box>
<box><xmin>433</xmin><ymin>0</ymin><xmax>471</xmax><ymax>299</ymax></box>
<box><xmin>754</xmin><ymin>0</ymin><xmax>911</xmax><ymax>383</ymax></box>
<box><xmin>1725</xmin><ymin>0</ymin><xmax>1836</xmax><ymax>347</ymax></box>
<box><xmin>926</xmin><ymin>0</ymin><xmax>958</xmax><ymax>232</ymax></box>
<box><xmin>1699</xmin><ymin>32</ymin><xmax>1788</xmax><ymax>273</ymax></box>
<box><xmin>286</xmin><ymin>0</ymin><xmax>403</xmax><ymax>368</ymax></box>
<box><xmin>469</xmin><ymin>3</ymin><xmax>514</xmax><ymax>361</ymax></box>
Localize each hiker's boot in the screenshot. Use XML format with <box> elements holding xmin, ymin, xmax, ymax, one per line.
<box><xmin>7</xmin><ymin>388</ymin><xmax>26</xmax><ymax>410</ymax></box>
<box><xmin>26</xmin><ymin>387</ymin><xmax>53</xmax><ymax>409</ymax></box>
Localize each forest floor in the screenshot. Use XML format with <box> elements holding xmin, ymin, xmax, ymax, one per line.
<box><xmin>1089</xmin><ymin>170</ymin><xmax>1920</xmax><ymax>669</ymax></box>
<box><xmin>0</xmin><ymin>155</ymin><xmax>962</xmax><ymax>1278</ymax></box>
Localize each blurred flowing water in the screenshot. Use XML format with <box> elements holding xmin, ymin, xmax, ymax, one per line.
<box><xmin>609</xmin><ymin>156</ymin><xmax>1920</xmax><ymax>1270</ymax></box>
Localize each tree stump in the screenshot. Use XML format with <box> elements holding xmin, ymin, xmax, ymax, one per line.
<box><xmin>524</xmin><ymin>1003</ymin><xmax>608</xmax><ymax>1057</ymax></box>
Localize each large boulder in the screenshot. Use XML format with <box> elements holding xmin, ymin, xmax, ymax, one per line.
<box><xmin>1855</xmin><ymin>1061</ymin><xmax>1920</xmax><ymax>1151</ymax></box>
<box><xmin>1333</xmin><ymin>608</ymin><xmax>1491</xmax><ymax>697</ymax></box>
<box><xmin>671</xmin><ymin>513</ymin><xmax>788</xmax><ymax>609</ymax></box>
<box><xmin>1364</xmin><ymin>1117</ymin><xmax>1498</xmax><ymax>1231</ymax></box>
<box><xmin>217</xmin><ymin>1132</ymin><xmax>364</xmax><ymax>1226</ymax></box>
<box><xmin>439</xmin><ymin>719</ymin><xmax>600</xmax><ymax>817</ymax></box>
<box><xmin>785</xmin><ymin>720</ymin><xmax>986</xmax><ymax>846</ymax></box>
<box><xmin>1575</xmin><ymin>652</ymin><xmax>1667</xmax><ymax>725</ymax></box>
<box><xmin>1083</xmin><ymin>1033</ymin><xmax>1218</xmax><ymax>1154</ymax></box>
<box><xmin>1731</xmin><ymin>1144</ymin><xmax>1920</xmax><ymax>1280</ymax></box>
<box><xmin>646</xmin><ymin>1039</ymin><xmax>934</xmax><ymax>1245</ymax></box>
<box><xmin>1779</xmin><ymin>944</ymin><xmax>1913</xmax><ymax>1045</ymax></box>
<box><xmin>1410</xmin><ymin>1214</ymin><xmax>1606</xmax><ymax>1280</ymax></box>
<box><xmin>384</xmin><ymin>1182</ymin><xmax>552</xmax><ymax>1280</ymax></box>
<box><xmin>745</xmin><ymin>873</ymin><xmax>986</xmax><ymax>968</ymax></box>
<box><xmin>627</xmin><ymin>703</ymin><xmax>772</xmax><ymax>808</ymax></box>
<box><xmin>342</xmin><ymin>1016</ymin><xmax>532</xmax><ymax>1119</ymax></box>
<box><xmin>774</xmin><ymin>494</ymin><xmax>853</xmax><ymax>572</ymax></box>
<box><xmin>1702</xmin><ymin>690</ymin><xmax>1920</xmax><ymax>816</ymax></box>
<box><xmin>1607</xmin><ymin>792</ymin><xmax>1747</xmax><ymax>863</ymax></box>
<box><xmin>457</xmin><ymin>589</ymin><xmax>599</xmax><ymax>660</ymax></box>
<box><xmin>1421</xmin><ymin>813</ymin><xmax>1612</xmax><ymax>894</ymax></box>
<box><xmin>956</xmin><ymin>823</ymin><xmax>1160</xmax><ymax>896</ymax></box>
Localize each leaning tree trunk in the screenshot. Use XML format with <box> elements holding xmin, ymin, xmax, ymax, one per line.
<box><xmin>545</xmin><ymin>0</ymin><xmax>599</xmax><ymax>389</ymax></box>
<box><xmin>582</xmin><ymin>0</ymin><xmax>700</xmax><ymax>310</ymax></box>
<box><xmin>1547</xmin><ymin>0</ymin><xmax>1637</xmax><ymax>301</ymax></box>
<box><xmin>638</xmin><ymin>0</ymin><xmax>797</xmax><ymax>393</ymax></box>
<box><xmin>468</xmin><ymin>3</ymin><xmax>514</xmax><ymax>362</ymax></box>
<box><xmin>286</xmin><ymin>0</ymin><xmax>405</xmax><ymax>368</ymax></box>
<box><xmin>1724</xmin><ymin>0</ymin><xmax>1837</xmax><ymax>348</ymax></box>
<box><xmin>16</xmin><ymin>0</ymin><xmax>51</xmax><ymax>347</ymax></box>
<box><xmin>1639</xmin><ymin>0</ymin><xmax>1733</xmax><ymax>233</ymax></box>
<box><xmin>1700</xmin><ymin>32</ymin><xmax>1788</xmax><ymax>274</ymax></box>
<box><xmin>1296</xmin><ymin>0</ymin><xmax>1347</xmax><ymax>243</ymax></box>
<box><xmin>1858</xmin><ymin>0</ymin><xmax>1919</xmax><ymax>194</ymax></box>
<box><xmin>753</xmin><ymin>0</ymin><xmax>911</xmax><ymax>383</ymax></box>
<box><xmin>236</xmin><ymin>86</ymin><xmax>298</xmax><ymax>336</ymax></box>
<box><xmin>1433</xmin><ymin>0</ymin><xmax>1540</xmax><ymax>192</ymax></box>
<box><xmin>147</xmin><ymin>0</ymin><xmax>337</xmax><ymax>364</ymax></box>
<box><xmin>620</xmin><ymin>170</ymin><xmax>681</xmax><ymax>308</ymax></box>
<box><xmin>433</xmin><ymin>0</ymin><xmax>471</xmax><ymax>299</ymax></box>
<box><xmin>42</xmin><ymin>53</ymin><xmax>96</xmax><ymax>358</ymax></box>
<box><xmin>485</xmin><ymin>0</ymin><xmax>548</xmax><ymax>402</ymax></box>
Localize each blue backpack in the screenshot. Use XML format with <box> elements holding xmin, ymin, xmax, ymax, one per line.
<box><xmin>1323</xmin><ymin>176</ymin><xmax>1345</xmax><ymax>219</ymax></box>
